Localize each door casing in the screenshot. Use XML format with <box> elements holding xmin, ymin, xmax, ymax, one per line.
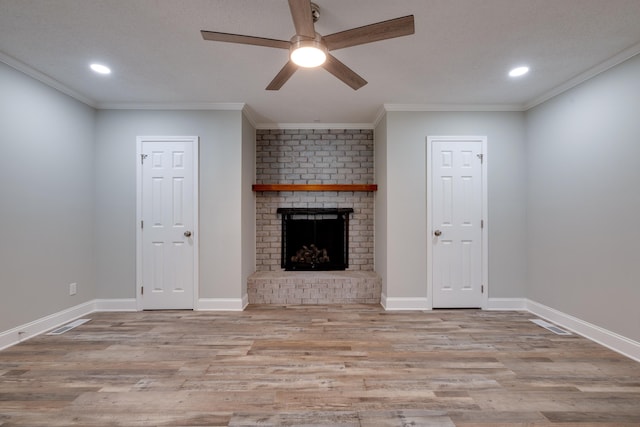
<box><xmin>136</xmin><ymin>136</ymin><xmax>199</xmax><ymax>311</ymax></box>
<box><xmin>426</xmin><ymin>135</ymin><xmax>488</xmax><ymax>309</ymax></box>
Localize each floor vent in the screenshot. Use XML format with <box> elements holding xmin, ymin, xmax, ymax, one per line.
<box><xmin>530</xmin><ymin>318</ymin><xmax>572</xmax><ymax>336</ymax></box>
<box><xmin>47</xmin><ymin>318</ymin><xmax>91</xmax><ymax>335</ymax></box>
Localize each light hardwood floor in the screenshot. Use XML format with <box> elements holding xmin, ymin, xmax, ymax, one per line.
<box><xmin>1</xmin><ymin>305</ymin><xmax>639</xmax><ymax>426</ymax></box>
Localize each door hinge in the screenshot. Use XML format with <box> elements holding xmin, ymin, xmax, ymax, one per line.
<box><xmin>140</xmin><ymin>154</ymin><xmax>148</xmax><ymax>164</ymax></box>
<box><xmin>481</xmin><ymin>219</ymin><xmax>484</xmax><ymax>229</ymax></box>
<box><xmin>141</xmin><ymin>220</ymin><xmax>144</xmax><ymax>229</ymax></box>
<box><xmin>141</xmin><ymin>286</ymin><xmax>144</xmax><ymax>295</ymax></box>
<box><xmin>477</xmin><ymin>153</ymin><xmax>484</xmax><ymax>164</ymax></box>
<box><xmin>481</xmin><ymin>285</ymin><xmax>484</xmax><ymax>294</ymax></box>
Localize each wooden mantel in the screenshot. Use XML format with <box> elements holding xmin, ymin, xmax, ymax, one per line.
<box><xmin>252</xmin><ymin>184</ymin><xmax>377</xmax><ymax>192</ymax></box>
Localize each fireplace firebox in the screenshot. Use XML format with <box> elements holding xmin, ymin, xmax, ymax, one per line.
<box><xmin>277</xmin><ymin>208</ymin><xmax>354</xmax><ymax>271</ymax></box>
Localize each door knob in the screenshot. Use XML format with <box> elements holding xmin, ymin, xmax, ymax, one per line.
<box><xmin>434</xmin><ymin>230</ymin><xmax>442</xmax><ymax>237</ymax></box>
<box><xmin>184</xmin><ymin>231</ymin><xmax>192</xmax><ymax>237</ymax></box>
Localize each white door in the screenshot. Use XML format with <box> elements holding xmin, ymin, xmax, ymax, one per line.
<box><xmin>137</xmin><ymin>136</ymin><xmax>198</xmax><ymax>310</ymax></box>
<box><xmin>429</xmin><ymin>137</ymin><xmax>485</xmax><ymax>308</ymax></box>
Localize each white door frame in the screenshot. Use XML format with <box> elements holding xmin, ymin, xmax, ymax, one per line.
<box><xmin>426</xmin><ymin>136</ymin><xmax>488</xmax><ymax>309</ymax></box>
<box><xmin>136</xmin><ymin>136</ymin><xmax>199</xmax><ymax>311</ymax></box>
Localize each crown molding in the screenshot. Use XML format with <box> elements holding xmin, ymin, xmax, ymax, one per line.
<box><xmin>6</xmin><ymin>39</ymin><xmax>639</xmax><ymax>121</ymax></box>
<box><xmin>241</xmin><ymin>104</ymin><xmax>259</xmax><ymax>128</ymax></box>
<box><xmin>384</xmin><ymin>103</ymin><xmax>526</xmax><ymax>112</ymax></box>
<box><xmin>524</xmin><ymin>42</ymin><xmax>640</xmax><ymax>110</ymax></box>
<box><xmin>96</xmin><ymin>102</ymin><xmax>246</xmax><ymax>111</ymax></box>
<box><xmin>372</xmin><ymin>105</ymin><xmax>387</xmax><ymax>128</ymax></box>
<box><xmin>0</xmin><ymin>51</ymin><xmax>97</xmax><ymax>108</ymax></box>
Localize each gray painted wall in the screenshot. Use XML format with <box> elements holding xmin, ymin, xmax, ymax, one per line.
<box><xmin>94</xmin><ymin>109</ymin><xmax>251</xmax><ymax>301</ymax></box>
<box><xmin>374</xmin><ymin>116</ymin><xmax>388</xmax><ymax>296</ymax></box>
<box><xmin>0</xmin><ymin>62</ymin><xmax>96</xmax><ymax>331</ymax></box>
<box><xmin>379</xmin><ymin>111</ymin><xmax>528</xmax><ymax>301</ymax></box>
<box><xmin>241</xmin><ymin>114</ymin><xmax>256</xmax><ymax>299</ymax></box>
<box><xmin>526</xmin><ymin>54</ymin><xmax>640</xmax><ymax>342</ymax></box>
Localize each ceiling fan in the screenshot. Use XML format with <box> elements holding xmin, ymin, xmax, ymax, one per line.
<box><xmin>201</xmin><ymin>0</ymin><xmax>415</xmax><ymax>90</ymax></box>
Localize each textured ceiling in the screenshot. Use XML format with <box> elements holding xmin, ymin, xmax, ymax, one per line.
<box><xmin>1</xmin><ymin>0</ymin><xmax>640</xmax><ymax>125</ymax></box>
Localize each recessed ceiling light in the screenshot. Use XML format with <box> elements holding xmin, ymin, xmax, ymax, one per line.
<box><xmin>509</xmin><ymin>66</ymin><xmax>529</xmax><ymax>77</ymax></box>
<box><xmin>90</xmin><ymin>63</ymin><xmax>111</xmax><ymax>75</ymax></box>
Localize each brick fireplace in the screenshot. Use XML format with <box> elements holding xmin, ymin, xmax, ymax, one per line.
<box><xmin>249</xmin><ymin>128</ymin><xmax>381</xmax><ymax>304</ymax></box>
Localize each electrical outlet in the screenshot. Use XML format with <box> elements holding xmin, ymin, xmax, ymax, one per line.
<box><xmin>69</xmin><ymin>282</ymin><xmax>77</xmax><ymax>295</ymax></box>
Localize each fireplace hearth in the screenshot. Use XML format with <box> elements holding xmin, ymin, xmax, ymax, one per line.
<box><xmin>277</xmin><ymin>208</ymin><xmax>353</xmax><ymax>271</ymax></box>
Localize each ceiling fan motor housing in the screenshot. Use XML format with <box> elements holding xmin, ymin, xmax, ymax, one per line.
<box><xmin>311</xmin><ymin>3</ymin><xmax>320</xmax><ymax>22</ymax></box>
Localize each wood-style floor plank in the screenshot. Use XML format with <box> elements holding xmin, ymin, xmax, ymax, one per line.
<box><xmin>1</xmin><ymin>305</ymin><xmax>639</xmax><ymax>426</ymax></box>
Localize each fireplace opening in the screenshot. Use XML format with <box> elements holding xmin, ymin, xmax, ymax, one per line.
<box><xmin>277</xmin><ymin>208</ymin><xmax>353</xmax><ymax>271</ymax></box>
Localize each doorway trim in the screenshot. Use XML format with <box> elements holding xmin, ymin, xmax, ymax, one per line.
<box><xmin>426</xmin><ymin>135</ymin><xmax>488</xmax><ymax>309</ymax></box>
<box><xmin>135</xmin><ymin>136</ymin><xmax>199</xmax><ymax>311</ymax></box>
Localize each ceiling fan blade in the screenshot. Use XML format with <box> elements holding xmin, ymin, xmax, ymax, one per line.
<box><xmin>322</xmin><ymin>54</ymin><xmax>367</xmax><ymax>90</ymax></box>
<box><xmin>266</xmin><ymin>61</ymin><xmax>298</xmax><ymax>90</ymax></box>
<box><xmin>324</xmin><ymin>15</ymin><xmax>415</xmax><ymax>51</ymax></box>
<box><xmin>201</xmin><ymin>30</ymin><xmax>290</xmax><ymax>49</ymax></box>
<box><xmin>288</xmin><ymin>0</ymin><xmax>315</xmax><ymax>38</ymax></box>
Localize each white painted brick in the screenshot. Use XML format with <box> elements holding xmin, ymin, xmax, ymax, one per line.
<box><xmin>254</xmin><ymin>128</ymin><xmax>374</xmax><ymax>273</ymax></box>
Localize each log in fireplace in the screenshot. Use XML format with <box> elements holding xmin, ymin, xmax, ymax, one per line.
<box><xmin>277</xmin><ymin>208</ymin><xmax>353</xmax><ymax>271</ymax></box>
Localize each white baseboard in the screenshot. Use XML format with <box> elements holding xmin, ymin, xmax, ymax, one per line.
<box><xmin>3</xmin><ymin>296</ymin><xmax>638</xmax><ymax>363</ymax></box>
<box><xmin>94</xmin><ymin>298</ymin><xmax>137</xmax><ymax>311</ymax></box>
<box><xmin>382</xmin><ymin>297</ymin><xmax>528</xmax><ymax>311</ymax></box>
<box><xmin>382</xmin><ymin>294</ymin><xmax>430</xmax><ymax>311</ymax></box>
<box><xmin>0</xmin><ymin>296</ymin><xmax>247</xmax><ymax>350</ymax></box>
<box><xmin>527</xmin><ymin>299</ymin><xmax>640</xmax><ymax>363</ymax></box>
<box><xmin>197</xmin><ymin>298</ymin><xmax>246</xmax><ymax>311</ymax></box>
<box><xmin>486</xmin><ymin>297</ymin><xmax>527</xmax><ymax>310</ymax></box>
<box><xmin>0</xmin><ymin>300</ymin><xmax>95</xmax><ymax>351</ymax></box>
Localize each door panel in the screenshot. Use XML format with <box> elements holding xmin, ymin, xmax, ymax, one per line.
<box><xmin>140</xmin><ymin>138</ymin><xmax>197</xmax><ymax>309</ymax></box>
<box><xmin>431</xmin><ymin>139</ymin><xmax>484</xmax><ymax>308</ymax></box>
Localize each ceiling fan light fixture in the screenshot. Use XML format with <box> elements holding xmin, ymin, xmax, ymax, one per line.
<box><xmin>290</xmin><ymin>37</ymin><xmax>327</xmax><ymax>68</ymax></box>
